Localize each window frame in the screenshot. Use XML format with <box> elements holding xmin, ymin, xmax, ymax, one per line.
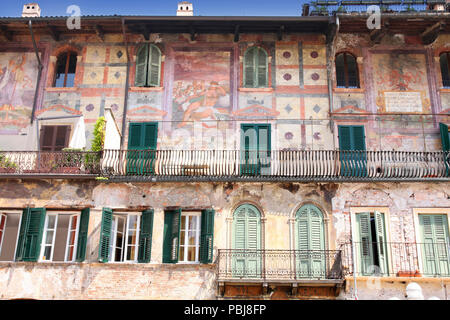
<box><xmin>0</xmin><ymin>213</ymin><xmax>7</xmax><ymax>256</ymax></box>
<box><xmin>243</xmin><ymin>46</ymin><xmax>269</xmax><ymax>88</ymax></box>
<box><xmin>335</xmin><ymin>52</ymin><xmax>360</xmax><ymax>89</ymax></box>
<box><xmin>54</xmin><ymin>51</ymin><xmax>78</xmax><ymax>88</ymax></box>
<box><xmin>178</xmin><ymin>211</ymin><xmax>201</xmax><ymax>264</ymax></box>
<box><xmin>108</xmin><ymin>212</ymin><xmax>141</xmax><ymax>263</ymax></box>
<box><xmin>439</xmin><ymin>52</ymin><xmax>450</xmax><ymax>88</ymax></box>
<box><xmin>64</xmin><ymin>214</ymin><xmax>81</xmax><ymax>262</ymax></box>
<box><xmin>39</xmin><ymin>125</ymin><xmax>71</xmax><ymax>152</ymax></box>
<box><xmin>135</xmin><ymin>43</ymin><xmax>162</xmax><ymax>88</ymax></box>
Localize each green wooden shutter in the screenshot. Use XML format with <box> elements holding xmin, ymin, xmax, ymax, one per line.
<box><xmin>200</xmin><ymin>209</ymin><xmax>215</xmax><ymax>264</ymax></box>
<box><xmin>135</xmin><ymin>44</ymin><xmax>149</xmax><ymax>87</ymax></box>
<box><xmin>127</xmin><ymin>122</ymin><xmax>158</xmax><ymax>174</ymax></box>
<box><xmin>339</xmin><ymin>125</ymin><xmax>366</xmax><ymax>177</ymax></box>
<box><xmin>244</xmin><ymin>47</ymin><xmax>256</xmax><ymax>87</ymax></box>
<box><xmin>128</xmin><ymin>123</ymin><xmax>143</xmax><ymax>149</ymax></box>
<box><xmin>75</xmin><ymin>208</ymin><xmax>90</xmax><ymax>262</ymax></box>
<box><xmin>148</xmin><ymin>45</ymin><xmax>161</xmax><ymax>87</ymax></box>
<box><xmin>138</xmin><ymin>209</ymin><xmax>154</xmax><ymax>263</ymax></box>
<box><xmin>163</xmin><ymin>209</ymin><xmax>181</xmax><ymax>263</ymax></box>
<box><xmin>257</xmin><ymin>48</ymin><xmax>268</xmax><ymax>87</ymax></box>
<box><xmin>15</xmin><ymin>208</ymin><xmax>31</xmax><ymax>261</ymax></box>
<box><xmin>338</xmin><ymin>126</ymin><xmax>352</xmax><ymax>150</ymax></box>
<box><xmin>439</xmin><ymin>123</ymin><xmax>450</xmax><ymax>176</ymax></box>
<box><xmin>98</xmin><ymin>208</ymin><xmax>113</xmax><ymax>263</ymax></box>
<box><xmin>374</xmin><ymin>211</ymin><xmax>388</xmax><ymax>275</ymax></box>
<box><xmin>356</xmin><ymin>212</ymin><xmax>374</xmax><ymax>275</ymax></box>
<box><xmin>419</xmin><ymin>214</ymin><xmax>450</xmax><ymax>276</ymax></box>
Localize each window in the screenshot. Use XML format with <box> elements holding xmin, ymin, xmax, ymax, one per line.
<box><xmin>179</xmin><ymin>212</ymin><xmax>201</xmax><ymax>263</ymax></box>
<box><xmin>0</xmin><ymin>212</ymin><xmax>21</xmax><ymax>262</ymax></box>
<box><xmin>240</xmin><ymin>124</ymin><xmax>271</xmax><ymax>176</ymax></box>
<box><xmin>335</xmin><ymin>52</ymin><xmax>359</xmax><ymax>88</ymax></box>
<box><xmin>163</xmin><ymin>209</ymin><xmax>215</xmax><ymax>264</ymax></box>
<box><xmin>338</xmin><ymin>125</ymin><xmax>367</xmax><ymax>177</ymax></box>
<box><xmin>54</xmin><ymin>51</ymin><xmax>77</xmax><ymax>88</ymax></box>
<box><xmin>135</xmin><ymin>44</ymin><xmax>162</xmax><ymax>87</ymax></box>
<box><xmin>40</xmin><ymin>125</ymin><xmax>71</xmax><ymax>152</ymax></box>
<box><xmin>127</xmin><ymin>122</ymin><xmax>158</xmax><ymax>174</ymax></box>
<box><xmin>243</xmin><ymin>47</ymin><xmax>268</xmax><ymax>88</ymax></box>
<box><xmin>354</xmin><ymin>211</ymin><xmax>388</xmax><ymax>276</ymax></box>
<box><xmin>439</xmin><ymin>52</ymin><xmax>450</xmax><ymax>88</ymax></box>
<box><xmin>39</xmin><ymin>213</ymin><xmax>82</xmax><ymax>262</ymax></box>
<box><xmin>0</xmin><ymin>213</ymin><xmax>7</xmax><ymax>256</ymax></box>
<box><xmin>108</xmin><ymin>213</ymin><xmax>140</xmax><ymax>262</ymax></box>
<box><xmin>98</xmin><ymin>208</ymin><xmax>154</xmax><ymax>263</ymax></box>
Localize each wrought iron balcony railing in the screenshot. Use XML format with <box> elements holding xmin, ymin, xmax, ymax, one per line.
<box><xmin>340</xmin><ymin>242</ymin><xmax>450</xmax><ymax>277</ymax></box>
<box><xmin>216</xmin><ymin>249</ymin><xmax>344</xmax><ymax>282</ymax></box>
<box><xmin>0</xmin><ymin>150</ymin><xmax>102</xmax><ymax>175</ymax></box>
<box><xmin>100</xmin><ymin>149</ymin><xmax>449</xmax><ymax>180</ymax></box>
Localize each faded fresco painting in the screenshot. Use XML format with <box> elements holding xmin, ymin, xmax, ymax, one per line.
<box><xmin>372</xmin><ymin>52</ymin><xmax>431</xmax><ymax>114</ymax></box>
<box><xmin>172</xmin><ymin>50</ymin><xmax>231</xmax><ymax>129</ymax></box>
<box><xmin>0</xmin><ymin>52</ymin><xmax>38</xmax><ymax>134</ymax></box>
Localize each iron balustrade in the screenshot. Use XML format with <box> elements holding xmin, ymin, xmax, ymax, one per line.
<box><xmin>216</xmin><ymin>249</ymin><xmax>343</xmax><ymax>281</ymax></box>
<box><xmin>0</xmin><ymin>150</ymin><xmax>102</xmax><ymax>175</ymax></box>
<box><xmin>341</xmin><ymin>242</ymin><xmax>450</xmax><ymax>277</ymax></box>
<box><xmin>100</xmin><ymin>149</ymin><xmax>450</xmax><ymax>180</ymax></box>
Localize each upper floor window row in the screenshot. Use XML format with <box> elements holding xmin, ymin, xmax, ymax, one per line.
<box><xmin>244</xmin><ymin>46</ymin><xmax>269</xmax><ymax>88</ymax></box>
<box><xmin>135</xmin><ymin>44</ymin><xmax>162</xmax><ymax>87</ymax></box>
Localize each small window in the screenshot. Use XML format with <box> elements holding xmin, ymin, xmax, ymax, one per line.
<box><xmin>440</xmin><ymin>52</ymin><xmax>450</xmax><ymax>88</ymax></box>
<box><xmin>108</xmin><ymin>213</ymin><xmax>141</xmax><ymax>262</ymax></box>
<box><xmin>335</xmin><ymin>52</ymin><xmax>359</xmax><ymax>88</ymax></box>
<box><xmin>243</xmin><ymin>47</ymin><xmax>268</xmax><ymax>88</ymax></box>
<box><xmin>40</xmin><ymin>213</ymin><xmax>81</xmax><ymax>262</ymax></box>
<box><xmin>179</xmin><ymin>212</ymin><xmax>201</xmax><ymax>263</ymax></box>
<box><xmin>0</xmin><ymin>212</ymin><xmax>21</xmax><ymax>262</ymax></box>
<box><xmin>54</xmin><ymin>51</ymin><xmax>77</xmax><ymax>88</ymax></box>
<box><xmin>135</xmin><ymin>44</ymin><xmax>162</xmax><ymax>87</ymax></box>
<box><xmin>40</xmin><ymin>125</ymin><xmax>71</xmax><ymax>152</ymax></box>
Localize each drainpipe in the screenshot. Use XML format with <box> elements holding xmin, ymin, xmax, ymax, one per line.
<box><xmin>326</xmin><ymin>16</ymin><xmax>339</xmax><ymax>150</ymax></box>
<box><xmin>28</xmin><ymin>20</ymin><xmax>44</xmax><ymax>124</ymax></box>
<box><xmin>120</xmin><ymin>17</ymin><xmax>131</xmax><ymax>149</ymax></box>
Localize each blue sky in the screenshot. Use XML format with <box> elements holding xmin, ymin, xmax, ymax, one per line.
<box><xmin>2</xmin><ymin>0</ymin><xmax>308</xmax><ymax>17</ymax></box>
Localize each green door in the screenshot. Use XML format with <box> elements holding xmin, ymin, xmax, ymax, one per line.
<box><xmin>127</xmin><ymin>122</ymin><xmax>158</xmax><ymax>174</ymax></box>
<box><xmin>440</xmin><ymin>123</ymin><xmax>450</xmax><ymax>177</ymax></box>
<box><xmin>338</xmin><ymin>125</ymin><xmax>367</xmax><ymax>177</ymax></box>
<box><xmin>419</xmin><ymin>214</ymin><xmax>450</xmax><ymax>276</ymax></box>
<box><xmin>232</xmin><ymin>204</ymin><xmax>261</xmax><ymax>278</ymax></box>
<box><xmin>240</xmin><ymin>124</ymin><xmax>271</xmax><ymax>176</ymax></box>
<box><xmin>355</xmin><ymin>211</ymin><xmax>388</xmax><ymax>276</ymax></box>
<box><xmin>295</xmin><ymin>204</ymin><xmax>325</xmax><ymax>278</ymax></box>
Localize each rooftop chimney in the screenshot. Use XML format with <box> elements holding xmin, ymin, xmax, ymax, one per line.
<box><xmin>177</xmin><ymin>1</ymin><xmax>193</xmax><ymax>16</ymax></box>
<box><xmin>22</xmin><ymin>3</ymin><xmax>41</xmax><ymax>17</ymax></box>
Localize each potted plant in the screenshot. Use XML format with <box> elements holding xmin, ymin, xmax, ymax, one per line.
<box><xmin>84</xmin><ymin>117</ymin><xmax>105</xmax><ymax>174</ymax></box>
<box><xmin>0</xmin><ymin>152</ymin><xmax>17</xmax><ymax>173</ymax></box>
<box><xmin>58</xmin><ymin>148</ymin><xmax>83</xmax><ymax>174</ymax></box>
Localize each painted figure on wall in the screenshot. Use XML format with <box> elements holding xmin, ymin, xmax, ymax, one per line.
<box><xmin>0</xmin><ymin>52</ymin><xmax>37</xmax><ymax>134</ymax></box>
<box><xmin>172</xmin><ymin>50</ymin><xmax>231</xmax><ymax>128</ymax></box>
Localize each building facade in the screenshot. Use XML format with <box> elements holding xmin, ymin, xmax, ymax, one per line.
<box><xmin>0</xmin><ymin>1</ymin><xmax>449</xmax><ymax>300</ymax></box>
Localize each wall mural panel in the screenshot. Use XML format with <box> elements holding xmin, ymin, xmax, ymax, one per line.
<box><xmin>0</xmin><ymin>52</ymin><xmax>38</xmax><ymax>134</ymax></box>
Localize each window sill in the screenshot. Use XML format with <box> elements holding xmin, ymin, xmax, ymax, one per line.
<box><xmin>45</xmin><ymin>87</ymin><xmax>79</xmax><ymax>92</ymax></box>
<box><xmin>129</xmin><ymin>86</ymin><xmax>164</xmax><ymax>92</ymax></box>
<box><xmin>238</xmin><ymin>87</ymin><xmax>274</xmax><ymax>93</ymax></box>
<box><xmin>333</xmin><ymin>87</ymin><xmax>364</xmax><ymax>93</ymax></box>
<box><xmin>439</xmin><ymin>88</ymin><xmax>450</xmax><ymax>93</ymax></box>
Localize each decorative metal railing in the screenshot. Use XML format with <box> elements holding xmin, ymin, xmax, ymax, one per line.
<box><xmin>0</xmin><ymin>151</ymin><xmax>102</xmax><ymax>175</ymax></box>
<box><xmin>305</xmin><ymin>0</ymin><xmax>445</xmax><ymax>16</ymax></box>
<box><xmin>341</xmin><ymin>242</ymin><xmax>450</xmax><ymax>277</ymax></box>
<box><xmin>216</xmin><ymin>249</ymin><xmax>343</xmax><ymax>281</ymax></box>
<box><xmin>100</xmin><ymin>149</ymin><xmax>450</xmax><ymax>180</ymax></box>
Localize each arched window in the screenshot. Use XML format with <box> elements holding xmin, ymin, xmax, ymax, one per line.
<box><xmin>232</xmin><ymin>204</ymin><xmax>261</xmax><ymax>277</ymax></box>
<box><xmin>243</xmin><ymin>47</ymin><xmax>268</xmax><ymax>88</ymax></box>
<box><xmin>439</xmin><ymin>52</ymin><xmax>450</xmax><ymax>88</ymax></box>
<box><xmin>135</xmin><ymin>44</ymin><xmax>162</xmax><ymax>87</ymax></box>
<box><xmin>54</xmin><ymin>51</ymin><xmax>77</xmax><ymax>87</ymax></box>
<box><xmin>295</xmin><ymin>204</ymin><xmax>325</xmax><ymax>278</ymax></box>
<box><xmin>335</xmin><ymin>52</ymin><xmax>359</xmax><ymax>88</ymax></box>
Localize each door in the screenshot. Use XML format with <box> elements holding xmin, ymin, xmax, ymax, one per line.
<box><xmin>338</xmin><ymin>125</ymin><xmax>367</xmax><ymax>177</ymax></box>
<box><xmin>232</xmin><ymin>204</ymin><xmax>261</xmax><ymax>278</ymax></box>
<box><xmin>127</xmin><ymin>122</ymin><xmax>158</xmax><ymax>174</ymax></box>
<box><xmin>419</xmin><ymin>214</ymin><xmax>450</xmax><ymax>276</ymax></box>
<box><xmin>355</xmin><ymin>211</ymin><xmax>388</xmax><ymax>276</ymax></box>
<box><xmin>240</xmin><ymin>124</ymin><xmax>271</xmax><ymax>175</ymax></box>
<box><xmin>295</xmin><ymin>204</ymin><xmax>325</xmax><ymax>278</ymax></box>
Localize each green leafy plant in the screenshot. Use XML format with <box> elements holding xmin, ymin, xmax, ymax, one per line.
<box><xmin>85</xmin><ymin>117</ymin><xmax>106</xmax><ymax>173</ymax></box>
<box><xmin>0</xmin><ymin>152</ymin><xmax>17</xmax><ymax>170</ymax></box>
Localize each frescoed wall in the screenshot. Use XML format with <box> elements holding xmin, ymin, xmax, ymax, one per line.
<box><xmin>0</xmin><ymin>52</ymin><xmax>38</xmax><ymax>135</ymax></box>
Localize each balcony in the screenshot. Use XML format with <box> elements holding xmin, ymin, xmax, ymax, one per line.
<box><xmin>0</xmin><ymin>149</ymin><xmax>448</xmax><ymax>181</ymax></box>
<box><xmin>341</xmin><ymin>242</ymin><xmax>450</xmax><ymax>277</ymax></box>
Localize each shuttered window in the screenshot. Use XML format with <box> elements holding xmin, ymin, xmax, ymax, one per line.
<box><xmin>440</xmin><ymin>123</ymin><xmax>450</xmax><ymax>151</ymax></box>
<box><xmin>127</xmin><ymin>122</ymin><xmax>158</xmax><ymax>174</ymax></box>
<box><xmin>199</xmin><ymin>209</ymin><xmax>215</xmax><ymax>264</ymax></box>
<box><xmin>338</xmin><ymin>125</ymin><xmax>367</xmax><ymax>177</ymax></box>
<box><xmin>54</xmin><ymin>51</ymin><xmax>77</xmax><ymax>88</ymax></box>
<box><xmin>439</xmin><ymin>52</ymin><xmax>450</xmax><ymax>88</ymax></box>
<box><xmin>75</xmin><ymin>208</ymin><xmax>89</xmax><ymax>262</ymax></box>
<box><xmin>15</xmin><ymin>208</ymin><xmax>46</xmax><ymax>262</ymax></box>
<box><xmin>243</xmin><ymin>47</ymin><xmax>268</xmax><ymax>88</ymax></box>
<box><xmin>335</xmin><ymin>52</ymin><xmax>359</xmax><ymax>88</ymax></box>
<box><xmin>419</xmin><ymin>214</ymin><xmax>450</xmax><ymax>276</ymax></box>
<box><xmin>135</xmin><ymin>44</ymin><xmax>162</xmax><ymax>87</ymax></box>
<box><xmin>98</xmin><ymin>208</ymin><xmax>113</xmax><ymax>263</ymax></box>
<box><xmin>163</xmin><ymin>209</ymin><xmax>181</xmax><ymax>263</ymax></box>
<box><xmin>40</xmin><ymin>125</ymin><xmax>71</xmax><ymax>151</ymax></box>
<box><xmin>240</xmin><ymin>124</ymin><xmax>271</xmax><ymax>175</ymax></box>
<box><xmin>138</xmin><ymin>209</ymin><xmax>154</xmax><ymax>263</ymax></box>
